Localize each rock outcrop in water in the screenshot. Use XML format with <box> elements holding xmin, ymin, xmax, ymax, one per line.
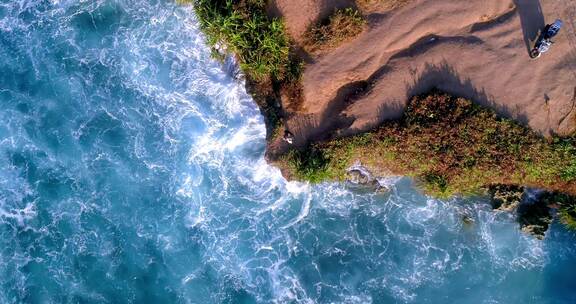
<box><xmin>488</xmin><ymin>186</ymin><xmax>576</xmax><ymax>239</ymax></box>
<box><xmin>346</xmin><ymin>161</ymin><xmax>392</xmax><ymax>192</ymax></box>
<box><xmin>490</xmin><ymin>185</ymin><xmax>525</xmax><ymax>212</ymax></box>
<box><xmin>518</xmin><ymin>198</ymin><xmax>553</xmax><ymax>240</ymax></box>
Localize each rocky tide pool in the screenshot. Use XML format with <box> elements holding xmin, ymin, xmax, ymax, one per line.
<box><xmin>0</xmin><ymin>1</ymin><xmax>575</xmax><ymax>303</ymax></box>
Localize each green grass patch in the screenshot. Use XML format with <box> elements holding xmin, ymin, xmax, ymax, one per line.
<box><xmin>280</xmin><ymin>91</ymin><xmax>576</xmax><ymax>199</ymax></box>
<box><xmin>282</xmin><ymin>133</ymin><xmax>373</xmax><ymax>183</ymax></box>
<box><xmin>303</xmin><ymin>8</ymin><xmax>366</xmax><ymax>54</ymax></box>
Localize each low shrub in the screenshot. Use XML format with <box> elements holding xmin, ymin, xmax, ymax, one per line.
<box><xmin>537</xmin><ymin>192</ymin><xmax>576</xmax><ymax>230</ymax></box>
<box><xmin>303</xmin><ymin>8</ymin><xmax>366</xmax><ymax>53</ymax></box>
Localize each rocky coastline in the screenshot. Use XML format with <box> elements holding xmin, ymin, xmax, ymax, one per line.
<box><xmin>184</xmin><ymin>0</ymin><xmax>576</xmax><ymax>236</ymax></box>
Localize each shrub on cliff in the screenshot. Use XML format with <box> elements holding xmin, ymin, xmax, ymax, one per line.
<box><xmin>303</xmin><ymin>8</ymin><xmax>366</xmax><ymax>54</ymax></box>
<box><xmin>282</xmin><ymin>91</ymin><xmax>576</xmax><ymax>199</ymax></box>
<box><xmin>183</xmin><ymin>0</ymin><xmax>291</xmax><ymax>82</ymax></box>
<box><xmin>181</xmin><ymin>0</ymin><xmax>304</xmax><ymax>140</ymax></box>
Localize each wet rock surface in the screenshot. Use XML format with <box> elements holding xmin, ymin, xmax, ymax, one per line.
<box><xmin>489</xmin><ymin>185</ymin><xmax>525</xmax><ymax>212</ymax></box>
<box><xmin>518</xmin><ymin>199</ymin><xmax>553</xmax><ymax>240</ymax></box>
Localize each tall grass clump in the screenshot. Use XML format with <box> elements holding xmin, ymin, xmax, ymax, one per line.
<box><xmin>183</xmin><ymin>0</ymin><xmax>291</xmax><ymax>82</ymax></box>
<box><xmin>180</xmin><ymin>0</ymin><xmax>304</xmax><ymax>139</ymax></box>
<box><xmin>303</xmin><ymin>8</ymin><xmax>366</xmax><ymax>53</ymax></box>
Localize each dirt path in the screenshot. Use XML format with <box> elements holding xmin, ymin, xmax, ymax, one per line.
<box><xmin>269</xmin><ymin>0</ymin><xmax>576</xmax><ymax>152</ymax></box>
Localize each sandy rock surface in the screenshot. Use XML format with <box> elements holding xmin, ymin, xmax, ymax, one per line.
<box><xmin>268</xmin><ymin>0</ymin><xmax>576</xmax><ymax>153</ymax></box>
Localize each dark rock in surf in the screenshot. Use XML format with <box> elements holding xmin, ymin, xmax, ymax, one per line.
<box><xmin>517</xmin><ymin>199</ymin><xmax>553</xmax><ymax>240</ymax></box>
<box><xmin>346</xmin><ymin>161</ymin><xmax>389</xmax><ymax>192</ymax></box>
<box><xmin>489</xmin><ymin>185</ymin><xmax>552</xmax><ymax>239</ymax></box>
<box><xmin>489</xmin><ymin>185</ymin><xmax>525</xmax><ymax>212</ymax></box>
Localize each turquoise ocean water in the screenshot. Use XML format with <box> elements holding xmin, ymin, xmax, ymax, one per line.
<box><xmin>0</xmin><ymin>1</ymin><xmax>575</xmax><ymax>303</ymax></box>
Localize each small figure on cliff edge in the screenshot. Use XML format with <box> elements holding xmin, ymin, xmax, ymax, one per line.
<box><xmin>283</xmin><ymin>130</ymin><xmax>294</xmax><ymax>144</ymax></box>
<box><xmin>530</xmin><ymin>19</ymin><xmax>563</xmax><ymax>59</ymax></box>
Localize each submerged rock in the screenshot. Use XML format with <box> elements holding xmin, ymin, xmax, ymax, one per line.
<box><xmin>462</xmin><ymin>214</ymin><xmax>475</xmax><ymax>227</ymax></box>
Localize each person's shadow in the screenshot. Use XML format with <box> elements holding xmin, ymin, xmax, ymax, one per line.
<box><xmin>514</xmin><ymin>0</ymin><xmax>546</xmax><ymax>53</ymax></box>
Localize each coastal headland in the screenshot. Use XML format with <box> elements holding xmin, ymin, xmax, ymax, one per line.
<box><xmin>184</xmin><ymin>0</ymin><xmax>576</xmax><ymax>233</ymax></box>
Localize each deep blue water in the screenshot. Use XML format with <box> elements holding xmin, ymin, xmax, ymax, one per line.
<box><xmin>0</xmin><ymin>1</ymin><xmax>575</xmax><ymax>303</ymax></box>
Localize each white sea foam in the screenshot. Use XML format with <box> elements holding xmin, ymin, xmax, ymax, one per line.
<box><xmin>281</xmin><ymin>191</ymin><xmax>312</xmax><ymax>229</ymax></box>
<box><xmin>0</xmin><ymin>201</ymin><xmax>37</xmax><ymax>226</ymax></box>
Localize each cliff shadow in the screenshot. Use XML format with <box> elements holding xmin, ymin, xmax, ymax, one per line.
<box><xmin>406</xmin><ymin>62</ymin><xmax>529</xmax><ymax>126</ymax></box>
<box><xmin>285</xmin><ymin>79</ymin><xmax>372</xmax><ymax>147</ymax></box>
<box><xmin>338</xmin><ymin>99</ymin><xmax>405</xmax><ymax>137</ymax></box>
<box><xmin>265</xmin><ymin>112</ymin><xmax>322</xmax><ymax>160</ymax></box>
<box><xmin>313</xmin><ymin>81</ymin><xmax>368</xmax><ymax>141</ymax></box>
<box><xmin>286</xmin><ymin>114</ymin><xmax>321</xmax><ymax>146</ymax></box>
<box><xmin>514</xmin><ymin>0</ymin><xmax>546</xmax><ymax>54</ymax></box>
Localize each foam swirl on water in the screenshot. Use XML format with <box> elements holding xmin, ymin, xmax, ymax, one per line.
<box><xmin>0</xmin><ymin>1</ymin><xmax>575</xmax><ymax>303</ymax></box>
